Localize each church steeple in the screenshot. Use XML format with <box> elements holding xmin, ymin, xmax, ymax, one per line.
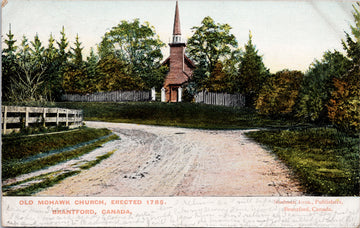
<box><xmin>172</xmin><ymin>0</ymin><xmax>183</xmax><ymax>44</ymax></box>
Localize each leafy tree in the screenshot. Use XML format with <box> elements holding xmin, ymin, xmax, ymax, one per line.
<box><xmin>297</xmin><ymin>50</ymin><xmax>351</xmax><ymax>122</ymax></box>
<box><xmin>2</xmin><ymin>26</ymin><xmax>18</xmax><ymax>101</ymax></box>
<box><xmin>207</xmin><ymin>61</ymin><xmax>232</xmax><ymax>92</ymax></box>
<box><xmin>97</xmin><ymin>54</ymin><xmax>145</xmax><ymax>91</ymax></box>
<box><xmin>327</xmin><ymin>3</ymin><xmax>360</xmax><ymax>133</ymax></box>
<box><xmin>255</xmin><ymin>70</ymin><xmax>303</xmax><ymax>116</ymax></box>
<box><xmin>98</xmin><ymin>19</ymin><xmax>165</xmax><ymax>89</ymax></box>
<box><xmin>186</xmin><ymin>16</ymin><xmax>239</xmax><ymax>90</ymax></box>
<box><xmin>237</xmin><ymin>31</ymin><xmax>270</xmax><ymax>107</ymax></box>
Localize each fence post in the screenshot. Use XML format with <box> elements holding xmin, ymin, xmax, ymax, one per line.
<box><xmin>56</xmin><ymin>108</ymin><xmax>59</xmax><ymax>126</ymax></box>
<box><xmin>3</xmin><ymin>106</ymin><xmax>7</xmax><ymax>134</ymax></box>
<box><xmin>66</xmin><ymin>109</ymin><xmax>69</xmax><ymax>127</ymax></box>
<box><xmin>25</xmin><ymin>107</ymin><xmax>29</xmax><ymax>127</ymax></box>
<box><xmin>42</xmin><ymin>108</ymin><xmax>46</xmax><ymax>127</ymax></box>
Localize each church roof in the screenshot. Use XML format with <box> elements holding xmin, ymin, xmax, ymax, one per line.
<box><xmin>161</xmin><ymin>55</ymin><xmax>196</xmax><ymax>69</ymax></box>
<box><xmin>173</xmin><ymin>0</ymin><xmax>181</xmax><ymax>35</ymax></box>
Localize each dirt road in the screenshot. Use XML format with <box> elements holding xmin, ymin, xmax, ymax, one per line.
<box><xmin>37</xmin><ymin>121</ymin><xmax>303</xmax><ymax>196</ymax></box>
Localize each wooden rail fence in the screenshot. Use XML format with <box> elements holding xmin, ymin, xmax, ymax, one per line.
<box><xmin>1</xmin><ymin>106</ymin><xmax>83</xmax><ymax>134</ymax></box>
<box><xmin>194</xmin><ymin>91</ymin><xmax>245</xmax><ymax>107</ymax></box>
<box><xmin>62</xmin><ymin>90</ymin><xmax>152</xmax><ymax>102</ymax></box>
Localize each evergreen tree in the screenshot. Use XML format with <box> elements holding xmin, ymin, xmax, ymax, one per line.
<box><xmin>2</xmin><ymin>26</ymin><xmax>18</xmax><ymax>101</ymax></box>
<box><xmin>63</xmin><ymin>34</ymin><xmax>88</xmax><ymax>94</ymax></box>
<box><xmin>42</xmin><ymin>33</ymin><xmax>60</xmax><ymax>100</ymax></box>
<box><xmin>70</xmin><ymin>34</ymin><xmax>84</xmax><ymax>66</ymax></box>
<box><xmin>237</xmin><ymin>31</ymin><xmax>270</xmax><ymax>107</ymax></box>
<box><xmin>85</xmin><ymin>47</ymin><xmax>99</xmax><ymax>92</ymax></box>
<box><xmin>50</xmin><ymin>26</ymin><xmax>70</xmax><ymax>100</ymax></box>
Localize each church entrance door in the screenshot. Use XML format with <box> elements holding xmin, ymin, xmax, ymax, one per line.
<box><xmin>170</xmin><ymin>86</ymin><xmax>178</xmax><ymax>102</ymax></box>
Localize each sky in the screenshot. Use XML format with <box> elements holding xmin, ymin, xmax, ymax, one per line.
<box><xmin>1</xmin><ymin>0</ymin><xmax>357</xmax><ymax>73</ymax></box>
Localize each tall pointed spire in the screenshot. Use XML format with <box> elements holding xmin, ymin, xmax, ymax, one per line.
<box><xmin>172</xmin><ymin>0</ymin><xmax>182</xmax><ymax>43</ymax></box>
<box><xmin>173</xmin><ymin>0</ymin><xmax>181</xmax><ymax>35</ymax></box>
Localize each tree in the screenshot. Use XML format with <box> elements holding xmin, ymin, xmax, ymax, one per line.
<box><xmin>70</xmin><ymin>34</ymin><xmax>84</xmax><ymax>66</ymax></box>
<box><xmin>186</xmin><ymin>16</ymin><xmax>239</xmax><ymax>90</ymax></box>
<box><xmin>2</xmin><ymin>26</ymin><xmax>18</xmax><ymax>101</ymax></box>
<box><xmin>63</xmin><ymin>34</ymin><xmax>88</xmax><ymax>94</ymax></box>
<box><xmin>296</xmin><ymin>50</ymin><xmax>351</xmax><ymax>122</ymax></box>
<box><xmin>85</xmin><ymin>47</ymin><xmax>99</xmax><ymax>92</ymax></box>
<box><xmin>98</xmin><ymin>19</ymin><xmax>166</xmax><ymax>89</ymax></box>
<box><xmin>237</xmin><ymin>31</ymin><xmax>270</xmax><ymax>107</ymax></box>
<box><xmin>42</xmin><ymin>33</ymin><xmax>60</xmax><ymax>100</ymax></box>
<box><xmin>207</xmin><ymin>61</ymin><xmax>232</xmax><ymax>92</ymax></box>
<box><xmin>9</xmin><ymin>35</ymin><xmax>47</xmax><ymax>102</ymax></box>
<box><xmin>96</xmin><ymin>54</ymin><xmax>145</xmax><ymax>91</ymax></box>
<box><xmin>255</xmin><ymin>70</ymin><xmax>303</xmax><ymax>116</ymax></box>
<box><xmin>327</xmin><ymin>3</ymin><xmax>360</xmax><ymax>133</ymax></box>
<box><xmin>50</xmin><ymin>26</ymin><xmax>70</xmax><ymax>100</ymax></box>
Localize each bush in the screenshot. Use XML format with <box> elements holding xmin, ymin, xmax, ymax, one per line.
<box><xmin>255</xmin><ymin>70</ymin><xmax>303</xmax><ymax>116</ymax></box>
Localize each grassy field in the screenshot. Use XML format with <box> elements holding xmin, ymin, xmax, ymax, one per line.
<box><xmin>246</xmin><ymin>128</ymin><xmax>359</xmax><ymax>196</ymax></box>
<box><xmin>53</xmin><ymin>102</ymin><xmax>309</xmax><ymax>129</ymax></box>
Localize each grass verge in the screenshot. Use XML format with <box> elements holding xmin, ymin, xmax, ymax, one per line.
<box><xmin>2</xmin><ymin>127</ymin><xmax>112</xmax><ymax>161</ymax></box>
<box><xmin>79</xmin><ymin>150</ymin><xmax>116</xmax><ymax>170</ymax></box>
<box><xmin>4</xmin><ymin>171</ymin><xmax>81</xmax><ymax>196</ymax></box>
<box><xmin>53</xmin><ymin>102</ymin><xmax>309</xmax><ymax>129</ymax></box>
<box><xmin>246</xmin><ymin>127</ymin><xmax>359</xmax><ymax>196</ymax></box>
<box><xmin>2</xmin><ymin>134</ymin><xmax>119</xmax><ymax>179</ymax></box>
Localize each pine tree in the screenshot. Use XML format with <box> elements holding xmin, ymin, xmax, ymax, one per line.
<box><xmin>2</xmin><ymin>25</ymin><xmax>18</xmax><ymax>101</ymax></box>
<box><xmin>85</xmin><ymin>47</ymin><xmax>99</xmax><ymax>92</ymax></box>
<box><xmin>49</xmin><ymin>26</ymin><xmax>70</xmax><ymax>100</ymax></box>
<box><xmin>237</xmin><ymin>31</ymin><xmax>270</xmax><ymax>107</ymax></box>
<box><xmin>42</xmin><ymin>33</ymin><xmax>60</xmax><ymax>100</ymax></box>
<box><xmin>70</xmin><ymin>34</ymin><xmax>84</xmax><ymax>66</ymax></box>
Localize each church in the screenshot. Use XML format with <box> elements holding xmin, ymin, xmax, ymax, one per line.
<box><xmin>161</xmin><ymin>0</ymin><xmax>195</xmax><ymax>102</ymax></box>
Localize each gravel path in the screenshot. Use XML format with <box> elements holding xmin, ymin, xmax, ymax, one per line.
<box><xmin>37</xmin><ymin>121</ymin><xmax>303</xmax><ymax>196</ymax></box>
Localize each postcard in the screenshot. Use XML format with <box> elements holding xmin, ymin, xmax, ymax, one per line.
<box><xmin>1</xmin><ymin>0</ymin><xmax>359</xmax><ymax>227</ymax></box>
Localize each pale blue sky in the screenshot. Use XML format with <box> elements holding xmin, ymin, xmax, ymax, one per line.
<box><xmin>1</xmin><ymin>0</ymin><xmax>356</xmax><ymax>73</ymax></box>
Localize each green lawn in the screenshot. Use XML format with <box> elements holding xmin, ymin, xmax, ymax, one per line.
<box><xmin>246</xmin><ymin>127</ymin><xmax>359</xmax><ymax>196</ymax></box>
<box><xmin>53</xmin><ymin>102</ymin><xmax>308</xmax><ymax>129</ymax></box>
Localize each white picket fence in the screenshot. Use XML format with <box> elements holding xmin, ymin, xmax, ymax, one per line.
<box><xmin>62</xmin><ymin>90</ymin><xmax>152</xmax><ymax>102</ymax></box>
<box><xmin>195</xmin><ymin>91</ymin><xmax>245</xmax><ymax>107</ymax></box>
<box><xmin>1</xmin><ymin>106</ymin><xmax>83</xmax><ymax>134</ymax></box>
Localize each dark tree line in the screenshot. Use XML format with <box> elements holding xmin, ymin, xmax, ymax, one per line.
<box><xmin>2</xmin><ymin>20</ymin><xmax>168</xmax><ymax>103</ymax></box>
